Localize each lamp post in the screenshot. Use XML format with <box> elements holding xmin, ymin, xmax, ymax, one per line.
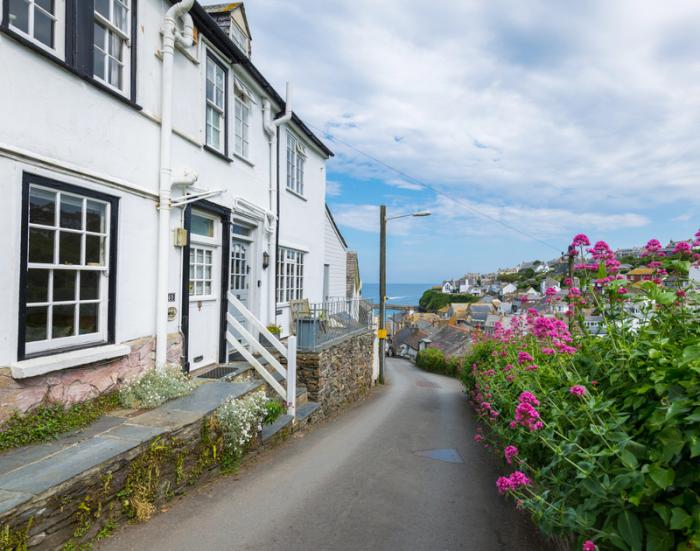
<box><xmin>378</xmin><ymin>206</ymin><xmax>431</xmax><ymax>384</ymax></box>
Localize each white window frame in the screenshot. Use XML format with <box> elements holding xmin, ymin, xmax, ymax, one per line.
<box><xmin>24</xmin><ymin>183</ymin><xmax>111</xmax><ymax>356</ymax></box>
<box><xmin>230</xmin><ymin>19</ymin><xmax>249</xmax><ymax>56</ymax></box>
<box><xmin>234</xmin><ymin>87</ymin><xmax>250</xmax><ymax>159</ymax></box>
<box><xmin>276</xmin><ymin>247</ymin><xmax>304</xmax><ymax>304</ymax></box>
<box><xmin>189</xmin><ymin>246</ymin><xmax>215</xmax><ymax>299</ymax></box>
<box><xmin>286</xmin><ymin>131</ymin><xmax>306</xmax><ymax>196</ymax></box>
<box><xmin>205</xmin><ymin>53</ymin><xmax>227</xmax><ymax>154</ymax></box>
<box><xmin>93</xmin><ymin>0</ymin><xmax>131</xmax><ymax>94</ymax></box>
<box><xmin>7</xmin><ymin>0</ymin><xmax>66</xmax><ymax>58</ymax></box>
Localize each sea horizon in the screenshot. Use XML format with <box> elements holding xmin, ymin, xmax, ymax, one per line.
<box><xmin>361</xmin><ymin>282</ymin><xmax>437</xmax><ymax>307</ymax></box>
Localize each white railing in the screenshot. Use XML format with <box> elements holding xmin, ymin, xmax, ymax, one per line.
<box><xmin>226</xmin><ymin>291</ymin><xmax>297</xmax><ymax>418</ymax></box>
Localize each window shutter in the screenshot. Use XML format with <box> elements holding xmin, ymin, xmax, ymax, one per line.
<box><xmin>66</xmin><ymin>0</ymin><xmax>95</xmax><ymax>77</ymax></box>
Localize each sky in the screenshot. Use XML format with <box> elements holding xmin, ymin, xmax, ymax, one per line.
<box><xmin>203</xmin><ymin>0</ymin><xmax>700</xmax><ymax>283</ymax></box>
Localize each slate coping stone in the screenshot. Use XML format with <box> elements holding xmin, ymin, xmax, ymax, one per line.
<box><xmin>296</xmin><ymin>401</ymin><xmax>320</xmax><ymax>422</ymax></box>
<box><xmin>101</xmin><ymin>423</ymin><xmax>167</xmax><ymax>443</ymax></box>
<box><xmin>126</xmin><ymin>408</ymin><xmax>202</xmax><ymax>431</ymax></box>
<box><xmin>0</xmin><ymin>436</ymin><xmax>139</xmax><ymax>495</ymax></box>
<box><xmin>0</xmin><ymin>490</ymin><xmax>33</xmax><ymax>515</ymax></box>
<box><xmin>160</xmin><ymin>381</ymin><xmax>263</xmax><ymax>414</ymax></box>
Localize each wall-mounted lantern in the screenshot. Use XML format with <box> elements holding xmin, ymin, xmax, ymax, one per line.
<box><xmin>262</xmin><ymin>251</ymin><xmax>270</xmax><ymax>270</ymax></box>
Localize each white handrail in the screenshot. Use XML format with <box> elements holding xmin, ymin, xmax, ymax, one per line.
<box><xmin>226</xmin><ymin>313</ymin><xmax>287</xmax><ymax>379</ymax></box>
<box><xmin>225</xmin><ymin>331</ymin><xmax>287</xmax><ymax>399</ymax></box>
<box><xmin>228</xmin><ymin>291</ymin><xmax>287</xmax><ymax>358</ymax></box>
<box><xmin>287</xmin><ymin>336</ymin><xmax>297</xmax><ymax>418</ymax></box>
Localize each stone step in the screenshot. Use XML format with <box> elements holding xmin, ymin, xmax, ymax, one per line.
<box><xmin>296</xmin><ymin>401</ymin><xmax>321</xmax><ymax>423</ymax></box>
<box><xmin>260</xmin><ymin>414</ymin><xmax>294</xmax><ymax>443</ymax></box>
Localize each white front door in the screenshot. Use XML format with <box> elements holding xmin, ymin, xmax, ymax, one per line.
<box><xmin>188</xmin><ymin>211</ymin><xmax>222</xmax><ymax>371</ymax></box>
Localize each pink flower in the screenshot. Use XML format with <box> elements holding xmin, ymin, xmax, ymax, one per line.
<box><xmin>506</xmin><ymin>374</ymin><xmax>516</xmax><ymax>383</ymax></box>
<box><xmin>496</xmin><ymin>476</ymin><xmax>512</xmax><ymax>494</ymax></box>
<box><xmin>645</xmin><ymin>239</ymin><xmax>662</xmax><ymax>253</ymax></box>
<box><xmin>571</xmin><ymin>233</ymin><xmax>590</xmax><ymax>247</ymax></box>
<box><xmin>569</xmin><ymin>385</ymin><xmax>587</xmax><ymax>396</ymax></box>
<box><xmin>617</xmin><ymin>287</ymin><xmax>628</xmax><ymax>295</ymax></box>
<box><xmin>519</xmin><ymin>295</ymin><xmax>529</xmax><ymax>304</ymax></box>
<box><xmin>517</xmin><ymin>351</ymin><xmax>534</xmax><ymax>365</ymax></box>
<box><xmin>541</xmin><ymin>347</ymin><xmax>555</xmax><ymax>356</ymax></box>
<box><xmin>591</xmin><ymin>380</ymin><xmax>598</xmax><ymax>386</ymax></box>
<box><xmin>519</xmin><ymin>391</ymin><xmax>540</xmax><ymax>406</ymax></box>
<box><xmin>673</xmin><ymin>241</ymin><xmax>691</xmax><ymax>255</ymax></box>
<box><xmin>525</xmin><ymin>364</ymin><xmax>538</xmax><ymax>372</ymax></box>
<box><xmin>545</xmin><ymin>287</ymin><xmax>558</xmax><ymax>297</ymax></box>
<box><xmin>677</xmin><ymin>289</ymin><xmax>687</xmax><ymax>299</ymax></box>
<box><xmin>568</xmin><ymin>287</ymin><xmax>582</xmax><ymax>297</ymax></box>
<box><xmin>582</xmin><ymin>541</ymin><xmax>596</xmax><ymax>551</ymax></box>
<box><xmin>504</xmin><ymin>445</ymin><xmax>519</xmax><ymax>465</ymax></box>
<box><xmin>473</xmin><ymin>434</ymin><xmax>484</xmax><ymax>442</ymax></box>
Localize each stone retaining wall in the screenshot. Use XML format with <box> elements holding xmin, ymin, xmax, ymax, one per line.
<box><xmin>0</xmin><ymin>334</ymin><xmax>182</xmax><ymax>424</ymax></box>
<box><xmin>297</xmin><ymin>331</ymin><xmax>374</xmax><ymax>416</ymax></box>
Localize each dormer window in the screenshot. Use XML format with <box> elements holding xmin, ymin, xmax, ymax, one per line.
<box><xmin>230</xmin><ymin>20</ymin><xmax>249</xmax><ymax>56</ymax></box>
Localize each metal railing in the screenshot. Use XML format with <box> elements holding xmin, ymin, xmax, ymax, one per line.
<box><xmin>293</xmin><ymin>298</ymin><xmax>373</xmax><ymax>352</ymax></box>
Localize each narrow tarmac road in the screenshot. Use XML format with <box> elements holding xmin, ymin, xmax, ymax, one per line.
<box><xmin>99</xmin><ymin>358</ymin><xmax>549</xmax><ymax>551</ymax></box>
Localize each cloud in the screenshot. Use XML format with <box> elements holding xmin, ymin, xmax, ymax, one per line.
<box><xmin>386</xmin><ymin>178</ymin><xmax>423</xmax><ymax>191</ymax></box>
<box><xmin>326</xmin><ymin>180</ymin><xmax>342</xmax><ymax>197</ymax></box>
<box><xmin>224</xmin><ymin>0</ymin><xmax>700</xmax><ymax>215</ymax></box>
<box><xmin>331</xmin><ymin>204</ymin><xmax>416</xmax><ymax>236</ymax></box>
<box><xmin>672</xmin><ymin>213</ymin><xmax>692</xmax><ymax>222</ymax></box>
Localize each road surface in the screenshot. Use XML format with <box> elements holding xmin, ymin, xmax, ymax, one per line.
<box><xmin>99</xmin><ymin>357</ymin><xmax>549</xmax><ymax>551</ymax></box>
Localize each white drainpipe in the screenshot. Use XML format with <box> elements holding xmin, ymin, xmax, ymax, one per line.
<box><xmin>156</xmin><ymin>0</ymin><xmax>196</xmax><ymax>370</ymax></box>
<box><xmin>263</xmin><ymin>83</ymin><xmax>292</xmax><ymax>324</ymax></box>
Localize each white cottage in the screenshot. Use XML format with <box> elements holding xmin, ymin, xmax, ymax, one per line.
<box><xmin>0</xmin><ymin>0</ymin><xmax>351</xmax><ymax>421</ymax></box>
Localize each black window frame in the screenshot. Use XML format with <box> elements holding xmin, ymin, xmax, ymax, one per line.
<box><xmin>1</xmin><ymin>0</ymin><xmax>139</xmax><ymax>108</ymax></box>
<box><xmin>17</xmin><ymin>173</ymin><xmax>120</xmax><ymax>361</ymax></box>
<box><xmin>203</xmin><ymin>50</ymin><xmax>230</xmax><ymax>160</ymax></box>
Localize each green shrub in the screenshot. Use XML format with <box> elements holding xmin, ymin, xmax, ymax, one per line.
<box><xmin>263</xmin><ymin>399</ymin><xmax>285</xmax><ymax>425</ymax></box>
<box><xmin>464</xmin><ymin>232</ymin><xmax>700</xmax><ymax>550</ymax></box>
<box><xmin>418</xmin><ymin>289</ymin><xmax>478</xmax><ymax>312</ymax></box>
<box><xmin>119</xmin><ymin>367</ymin><xmax>196</xmax><ymax>410</ymax></box>
<box><xmin>0</xmin><ymin>393</ymin><xmax>120</xmax><ymax>452</ymax></box>
<box><xmin>416</xmin><ymin>348</ymin><xmax>446</xmax><ymax>373</ymax></box>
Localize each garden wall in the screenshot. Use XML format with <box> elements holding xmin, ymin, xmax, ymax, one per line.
<box><xmin>297</xmin><ymin>331</ymin><xmax>374</xmax><ymax>416</ymax></box>
<box><xmin>0</xmin><ymin>334</ymin><xmax>182</xmax><ymax>424</ymax></box>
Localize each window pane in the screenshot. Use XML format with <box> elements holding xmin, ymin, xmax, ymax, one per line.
<box><xmin>52</xmin><ymin>305</ymin><xmax>75</xmax><ymax>338</ymax></box>
<box><xmin>93</xmin><ymin>48</ymin><xmax>106</xmax><ymax>80</ymax></box>
<box><xmin>8</xmin><ymin>0</ymin><xmax>29</xmax><ymax>33</ymax></box>
<box><xmin>108</xmin><ymin>56</ymin><xmax>121</xmax><ymax>87</ymax></box>
<box><xmin>86</xmin><ymin>201</ymin><xmax>106</xmax><ymax>233</ymax></box>
<box><xmin>34</xmin><ymin>7</ymin><xmax>54</xmax><ymax>47</ymax></box>
<box><xmin>60</xmin><ymin>195</ymin><xmax>83</xmax><ymax>229</ymax></box>
<box><xmin>54</xmin><ymin>270</ymin><xmax>77</xmax><ymax>301</ymax></box>
<box><xmin>79</xmin><ymin>303</ymin><xmax>99</xmax><ymax>335</ymax></box>
<box><xmin>35</xmin><ymin>0</ymin><xmax>53</xmax><ymax>11</ymax></box>
<box><xmin>80</xmin><ymin>271</ymin><xmax>100</xmax><ymax>300</ymax></box>
<box><xmin>114</xmin><ymin>1</ymin><xmax>128</xmax><ymax>32</ymax></box>
<box><xmin>27</xmin><ymin>270</ymin><xmax>49</xmax><ymax>303</ymax></box>
<box><xmin>26</xmin><ymin>306</ymin><xmax>48</xmax><ymax>342</ymax></box>
<box><xmin>195</xmin><ymin>281</ymin><xmax>203</xmax><ymax>295</ymax></box>
<box><xmin>94</xmin><ymin>21</ymin><xmax>106</xmax><ymax>47</ymax></box>
<box><xmin>30</xmin><ymin>187</ymin><xmax>56</xmax><ymax>226</ymax></box>
<box><xmin>191</xmin><ymin>214</ymin><xmax>214</xmax><ymax>237</ymax></box>
<box><xmin>29</xmin><ymin>228</ymin><xmax>55</xmax><ymax>263</ymax></box>
<box><xmin>204</xmin><ymin>282</ymin><xmax>211</xmax><ymax>295</ymax></box>
<box><xmin>59</xmin><ymin>232</ymin><xmax>81</xmax><ymax>265</ymax></box>
<box><xmin>95</xmin><ymin>0</ymin><xmax>109</xmax><ymax>18</ymax></box>
<box><xmin>85</xmin><ymin>235</ymin><xmax>104</xmax><ymax>265</ymax></box>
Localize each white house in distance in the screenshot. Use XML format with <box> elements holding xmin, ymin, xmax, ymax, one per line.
<box><xmin>0</xmin><ymin>0</ymin><xmax>356</xmax><ymax>421</ymax></box>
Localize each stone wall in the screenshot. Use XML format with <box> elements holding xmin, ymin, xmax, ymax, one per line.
<box><xmin>0</xmin><ymin>334</ymin><xmax>182</xmax><ymax>424</ymax></box>
<box><xmin>297</xmin><ymin>331</ymin><xmax>374</xmax><ymax>416</ymax></box>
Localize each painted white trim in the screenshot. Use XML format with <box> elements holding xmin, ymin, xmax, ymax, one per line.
<box><xmin>10</xmin><ymin>343</ymin><xmax>131</xmax><ymax>379</ymax></box>
<box><xmin>278</xmin><ymin>240</ymin><xmax>309</xmax><ymax>253</ymax></box>
<box><xmin>0</xmin><ymin>142</ymin><xmax>157</xmax><ymax>200</ymax></box>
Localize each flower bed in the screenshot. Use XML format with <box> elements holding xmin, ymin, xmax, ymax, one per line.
<box><xmin>463</xmin><ymin>232</ymin><xmax>700</xmax><ymax>550</ymax></box>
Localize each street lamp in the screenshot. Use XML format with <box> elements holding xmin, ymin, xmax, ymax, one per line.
<box><xmin>378</xmin><ymin>205</ymin><xmax>431</xmax><ymax>384</ymax></box>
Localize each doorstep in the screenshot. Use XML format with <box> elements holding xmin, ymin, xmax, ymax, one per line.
<box><xmin>0</xmin><ymin>380</ymin><xmax>263</xmax><ymax>516</ymax></box>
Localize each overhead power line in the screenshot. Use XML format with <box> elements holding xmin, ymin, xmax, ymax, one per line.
<box><xmin>308</xmin><ymin>123</ymin><xmax>564</xmax><ymax>255</ymax></box>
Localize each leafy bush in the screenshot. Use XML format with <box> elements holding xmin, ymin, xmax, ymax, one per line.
<box><xmin>0</xmin><ymin>393</ymin><xmax>120</xmax><ymax>452</ymax></box>
<box><xmin>216</xmin><ymin>390</ymin><xmax>268</xmax><ymax>459</ymax></box>
<box><xmin>418</xmin><ymin>289</ymin><xmax>478</xmax><ymax>312</ymax></box>
<box><xmin>119</xmin><ymin>367</ymin><xmax>196</xmax><ymax>409</ymax></box>
<box><xmin>264</xmin><ymin>399</ymin><xmax>286</xmax><ymax>425</ymax></box>
<box><xmin>416</xmin><ymin>348</ymin><xmax>446</xmax><ymax>373</ymax></box>
<box><xmin>464</xmin><ymin>232</ymin><xmax>700</xmax><ymax>550</ymax></box>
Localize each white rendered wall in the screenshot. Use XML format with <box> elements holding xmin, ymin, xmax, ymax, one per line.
<box><xmin>323</xmin><ymin>212</ymin><xmax>347</xmax><ymax>299</ymax></box>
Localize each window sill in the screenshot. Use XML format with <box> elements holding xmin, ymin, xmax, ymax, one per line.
<box><xmin>285</xmin><ymin>188</ymin><xmax>307</xmax><ymax>202</ymax></box>
<box><xmin>233</xmin><ymin>153</ymin><xmax>254</xmax><ymax>167</ymax></box>
<box><xmin>11</xmin><ymin>343</ymin><xmax>131</xmax><ymax>379</ymax></box>
<box><xmin>0</xmin><ymin>26</ymin><xmax>141</xmax><ymax>111</ymax></box>
<box><xmin>203</xmin><ymin>145</ymin><xmax>232</xmax><ymax>163</ymax></box>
